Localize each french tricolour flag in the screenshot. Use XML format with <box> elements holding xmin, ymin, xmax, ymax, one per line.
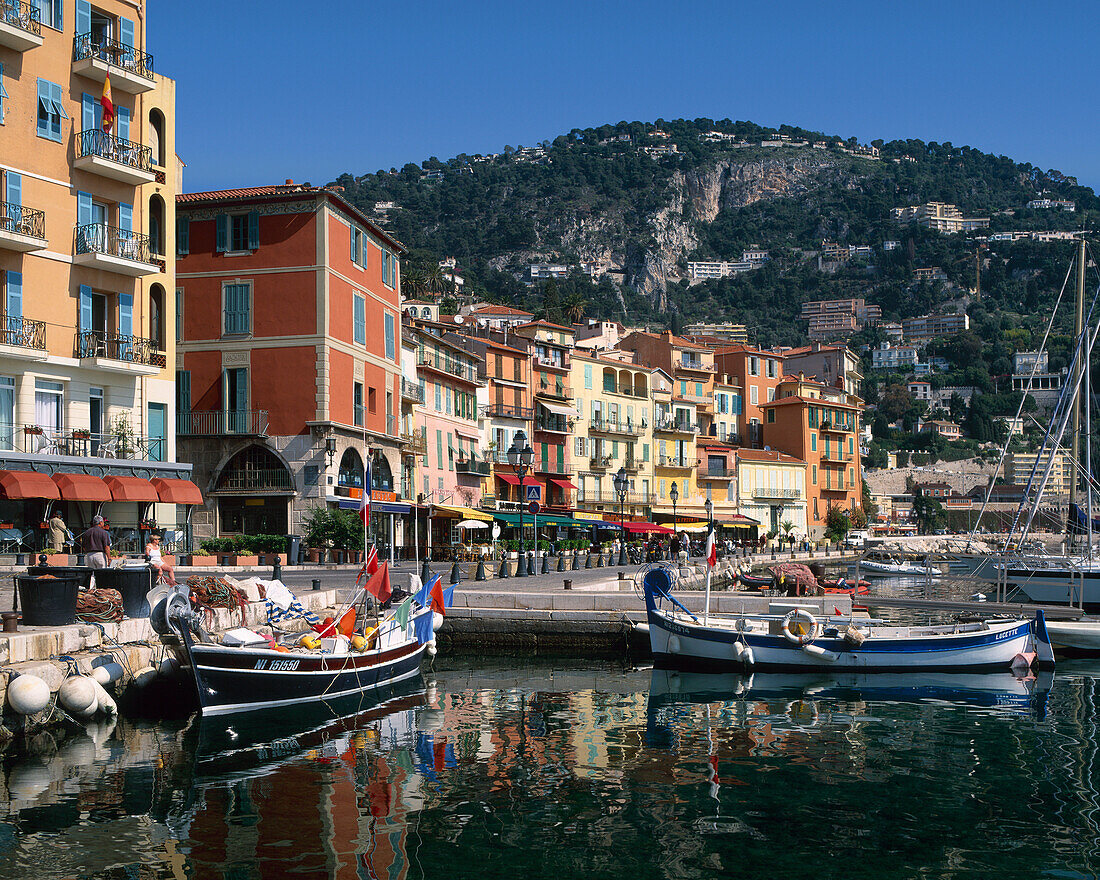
<box><xmin>359</xmin><ymin>456</ymin><xmax>372</xmax><ymax>522</ymax></box>
<box><xmin>706</xmin><ymin>527</ymin><xmax>717</xmax><ymax>569</ymax></box>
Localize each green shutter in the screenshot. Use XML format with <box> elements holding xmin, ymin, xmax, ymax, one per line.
<box><xmin>215</xmin><ymin>214</ymin><xmax>227</xmax><ymax>252</ymax></box>
<box><xmin>176</xmin><ymin>217</ymin><xmax>189</xmax><ymax>255</ymax></box>
<box><xmin>247</xmin><ymin>211</ymin><xmax>259</xmax><ymax>249</ymax></box>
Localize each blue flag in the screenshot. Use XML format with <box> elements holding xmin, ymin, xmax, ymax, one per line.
<box><xmin>415</xmin><ymin>574</ymin><xmax>441</xmax><ymax>608</ymax></box>
<box><xmin>414</xmin><ymin>608</ymin><xmax>435</xmax><ymax>645</ymax></box>
<box><xmin>443</xmin><ymin>585</ymin><xmax>455</xmax><ymax>609</ymax></box>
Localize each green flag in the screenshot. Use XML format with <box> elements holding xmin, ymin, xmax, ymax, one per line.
<box><xmin>394</xmin><ymin>596</ymin><xmax>413</xmax><ymax>628</ymax></box>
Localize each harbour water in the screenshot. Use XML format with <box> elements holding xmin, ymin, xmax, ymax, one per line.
<box><xmin>2</xmin><ymin>656</ymin><xmax>1100</xmax><ymax>879</ymax></box>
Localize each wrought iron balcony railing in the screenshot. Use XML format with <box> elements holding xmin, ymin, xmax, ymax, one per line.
<box><xmin>417</xmin><ymin>351</ymin><xmax>480</xmax><ymax>383</ymax></box>
<box><xmin>177</xmin><ymin>409</ymin><xmax>269</xmax><ymax>437</ymax></box>
<box><xmin>535</xmin><ymin>416</ymin><xmax>569</xmax><ymax>433</ymax></box>
<box><xmin>77</xmin><ymin>129</ymin><xmax>153</xmax><ymax>174</ymax></box>
<box><xmin>455</xmin><ymin>458</ymin><xmax>491</xmax><ymax>477</ymax></box>
<box><xmin>589</xmin><ymin>455</ymin><xmax>612</xmax><ymax>469</ymax></box>
<box><xmin>17</xmin><ymin>425</ymin><xmax>165</xmax><ymax>460</ymax></box>
<box><xmin>589</xmin><ymin>417</ymin><xmax>643</xmax><ymax>436</ymax></box>
<box><xmin>1</xmin><ymin>0</ymin><xmax>40</xmax><ymax>35</ymax></box>
<box><xmin>216</xmin><ymin>467</ymin><xmax>294</xmax><ymax>492</ymax></box>
<box><xmin>576</xmin><ymin>488</ymin><xmax>651</xmax><ymax>504</ymax></box>
<box><xmin>481</xmin><ymin>402</ymin><xmax>532</xmax><ymax>420</ymax></box>
<box><xmin>76</xmin><ymin>330</ymin><xmax>166</xmax><ymax>367</ymax></box>
<box><xmin>73</xmin><ymin>32</ymin><xmax>154</xmax><ymax>78</ymax></box>
<box><xmin>657</xmin><ymin>455</ymin><xmax>692</xmax><ymax>468</ymax></box>
<box><xmin>536</xmin><ymin>381</ymin><xmax>572</xmax><ymax>399</ymax></box>
<box><xmin>1</xmin><ymin>202</ymin><xmax>45</xmax><ymax>239</ymax></box>
<box><xmin>401</xmin><ymin>378</ymin><xmax>425</xmax><ymax>403</ymax></box>
<box><xmin>653</xmin><ymin>418</ymin><xmax>696</xmax><ymax>434</ymax></box>
<box><xmin>74</xmin><ymin>223</ymin><xmax>154</xmax><ymax>264</ymax></box>
<box><xmin>0</xmin><ymin>316</ymin><xmax>45</xmax><ymax>350</ymax></box>
<box><xmin>401</xmin><ymin>428</ymin><xmax>427</xmax><ymax>454</ymax></box>
<box><xmin>752</xmin><ymin>488</ymin><xmax>802</xmax><ymax>500</ymax></box>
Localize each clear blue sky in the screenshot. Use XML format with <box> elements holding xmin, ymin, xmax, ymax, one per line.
<box><xmin>153</xmin><ymin>0</ymin><xmax>1100</xmax><ymax>193</ymax></box>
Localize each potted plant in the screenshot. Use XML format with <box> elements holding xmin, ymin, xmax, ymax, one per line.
<box><xmin>23</xmin><ymin>425</ymin><xmax>42</xmax><ymax>436</ymax></box>
<box><xmin>71</xmin><ymin>428</ymin><xmax>91</xmax><ymax>440</ymax></box>
<box><xmin>42</xmin><ymin>548</ymin><xmax>70</xmax><ymax>565</ymax></box>
<box><xmin>190</xmin><ymin>549</ymin><xmax>216</xmax><ymax>566</ymax></box>
<box><xmin>112</xmin><ymin>412</ymin><xmax>136</xmax><ymax>458</ymax></box>
<box><xmin>230</xmin><ymin>535</ymin><xmax>259</xmax><ymax>567</ymax></box>
<box><xmin>303</xmin><ymin>507</ymin><xmax>338</xmax><ymax>564</ymax></box>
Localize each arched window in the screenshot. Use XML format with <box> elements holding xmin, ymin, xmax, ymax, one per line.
<box><xmin>338</xmin><ymin>447</ymin><xmax>364</xmax><ymax>489</ymax></box>
<box><xmin>149</xmin><ymin>283</ymin><xmax>165</xmax><ymax>350</ymax></box>
<box><xmin>371</xmin><ymin>451</ymin><xmax>393</xmax><ymax>491</ymax></box>
<box><xmin>421</xmin><ymin>307</ymin><xmax>430</xmax><ymax>318</ymax></box>
<box><xmin>149</xmin><ymin>108</ymin><xmax>165</xmax><ymax>167</ymax></box>
<box><xmin>149</xmin><ymin>194</ymin><xmax>165</xmax><ymax>256</ymax></box>
<box><xmin>215</xmin><ymin>445</ymin><xmax>293</xmax><ymax>492</ymax></box>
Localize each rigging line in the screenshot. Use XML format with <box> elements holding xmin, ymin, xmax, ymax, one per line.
<box><xmin>970</xmin><ymin>255</ymin><xmax>1074</xmax><ymax>543</ymax></box>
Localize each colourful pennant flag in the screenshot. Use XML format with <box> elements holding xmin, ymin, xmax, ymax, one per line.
<box><xmin>364</xmin><ymin>561</ymin><xmax>392</xmax><ymax>604</ymax></box>
<box><xmin>394</xmin><ymin>596</ymin><xmax>413</xmax><ymax>628</ymax></box>
<box><xmin>100</xmin><ymin>74</ymin><xmax>115</xmax><ymax>133</ymax></box>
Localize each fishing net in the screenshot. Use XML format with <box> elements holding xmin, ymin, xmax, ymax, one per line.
<box><xmin>76</xmin><ymin>588</ymin><xmax>124</xmax><ymax>623</ymax></box>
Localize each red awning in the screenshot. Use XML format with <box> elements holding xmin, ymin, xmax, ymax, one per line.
<box><xmin>150</xmin><ymin>477</ymin><xmax>204</xmax><ymax>505</ymax></box>
<box><xmin>623</xmin><ymin>522</ymin><xmax>674</xmax><ymax>535</ymax></box>
<box><xmin>104</xmin><ymin>475</ymin><xmax>159</xmax><ymax>503</ymax></box>
<box><xmin>0</xmin><ymin>470</ymin><xmax>60</xmax><ymax>500</ymax></box>
<box><xmin>496</xmin><ymin>473</ymin><xmax>520</xmax><ymax>485</ymax></box>
<box><xmin>50</xmin><ymin>473</ymin><xmax>111</xmax><ymax>502</ymax></box>
<box><xmin>550</xmin><ymin>478</ymin><xmax>577</xmax><ymax>490</ymax></box>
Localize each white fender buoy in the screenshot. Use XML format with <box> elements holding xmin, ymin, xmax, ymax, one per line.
<box><xmin>91</xmin><ymin>662</ymin><xmax>124</xmax><ymax>686</ymax></box>
<box><xmin>6</xmin><ymin>761</ymin><xmax>51</xmax><ymax>800</ymax></box>
<box><xmin>732</xmin><ymin>642</ymin><xmax>745</xmax><ymax>662</ymax></box>
<box><xmin>742</xmin><ymin>646</ymin><xmax>756</xmax><ymax>669</ymax></box>
<box><xmin>58</xmin><ymin>676</ymin><xmax>98</xmax><ymax>718</ymax></box>
<box><xmin>801</xmin><ymin>644</ymin><xmax>840</xmax><ymax>662</ymax></box>
<box><xmin>90</xmin><ymin>679</ymin><xmax>117</xmax><ymax>717</ymax></box>
<box><xmin>427</xmin><ymin>642</ymin><xmax>437</xmax><ymax>657</ymax></box>
<box><xmin>668</xmin><ymin>635</ymin><xmax>681</xmax><ymax>654</ymax></box>
<box><xmin>57</xmin><ymin>735</ymin><xmax>97</xmax><ymax>768</ymax></box>
<box><xmin>131</xmin><ymin>666</ymin><xmax>158</xmax><ymax>688</ymax></box>
<box><xmin>7</xmin><ymin>674</ymin><xmax>50</xmax><ymax>715</ymax></box>
<box><xmin>432</xmin><ymin>611</ymin><xmax>444</xmax><ymax>633</ymax></box>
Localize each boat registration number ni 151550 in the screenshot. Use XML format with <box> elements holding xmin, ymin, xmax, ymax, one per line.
<box><xmin>254</xmin><ymin>658</ymin><xmax>301</xmax><ymax>671</ymax></box>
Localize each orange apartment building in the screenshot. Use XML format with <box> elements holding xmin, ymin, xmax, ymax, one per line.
<box><xmin>713</xmin><ymin>345</ymin><xmax>784</xmax><ymax>448</ymax></box>
<box><xmin>763</xmin><ymin>373</ymin><xmax>864</xmax><ymax>537</ymax></box>
<box><xmin>175</xmin><ymin>184</ymin><xmax>407</xmax><ymax>546</ymax></box>
<box><xmin>0</xmin><ymin>0</ymin><xmax>194</xmax><ymax>550</ymax></box>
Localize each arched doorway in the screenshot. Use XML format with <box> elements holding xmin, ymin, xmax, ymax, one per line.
<box><xmin>214</xmin><ymin>445</ymin><xmax>293</xmax><ymax>535</ymax></box>
<box><xmin>338</xmin><ymin>447</ymin><xmax>364</xmax><ymax>492</ymax></box>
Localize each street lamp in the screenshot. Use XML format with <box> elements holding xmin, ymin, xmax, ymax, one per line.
<box><xmin>507</xmin><ymin>430</ymin><xmax>535</xmax><ymax>577</ymax></box>
<box><xmin>669</xmin><ymin>482</ymin><xmax>679</xmax><ymax>561</ymax></box>
<box><xmin>614</xmin><ymin>466</ymin><xmax>629</xmax><ymax>566</ymax></box>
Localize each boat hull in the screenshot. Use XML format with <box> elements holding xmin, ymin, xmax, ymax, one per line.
<box><xmin>647</xmin><ymin>609</ymin><xmax>1034</xmax><ymax>673</ymax></box>
<box><xmin>1007</xmin><ymin>567</ymin><xmax>1100</xmax><ymax>612</ymax></box>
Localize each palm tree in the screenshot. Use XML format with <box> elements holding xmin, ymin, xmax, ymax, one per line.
<box><xmin>562</xmin><ymin>291</ymin><xmax>588</xmax><ymax>325</ymax></box>
<box><xmin>425</xmin><ymin>265</ymin><xmax>445</xmax><ymax>295</ymax></box>
<box><xmin>402</xmin><ymin>267</ymin><xmax>427</xmax><ymax>298</ymax></box>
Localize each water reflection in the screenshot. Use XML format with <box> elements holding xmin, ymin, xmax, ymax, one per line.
<box><xmin>3</xmin><ymin>663</ymin><xmax>1100</xmax><ymax>879</ymax></box>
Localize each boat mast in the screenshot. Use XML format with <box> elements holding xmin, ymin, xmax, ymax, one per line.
<box><xmin>1070</xmin><ymin>238</ymin><xmax>1086</xmax><ymax>551</ymax></box>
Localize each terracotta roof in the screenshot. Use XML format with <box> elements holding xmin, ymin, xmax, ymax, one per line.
<box><xmin>624</xmin><ymin>330</ymin><xmax>711</xmax><ymax>351</ymax></box>
<box><xmin>471</xmin><ymin>304</ymin><xmax>535</xmax><ymax>317</ymax></box>
<box><xmin>402</xmin><ymin>300</ymin><xmax>436</xmax><ymax>307</ymax></box>
<box><xmin>735</xmin><ymin>449</ymin><xmax>806</xmax><ymax>465</ymax></box>
<box><xmin>516</xmin><ymin>320</ymin><xmax>575</xmax><ymax>333</ymax></box>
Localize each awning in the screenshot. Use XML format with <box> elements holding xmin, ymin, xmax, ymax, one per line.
<box><xmin>50</xmin><ymin>473</ymin><xmax>111</xmax><ymax>502</ymax></box>
<box><xmin>434</xmin><ymin>505</ymin><xmax>493</xmax><ymax>521</ymax></box>
<box><xmin>0</xmin><ymin>470</ymin><xmax>60</xmax><ymax>500</ymax></box>
<box><xmin>493</xmin><ymin>511</ymin><xmax>589</xmax><ymax>528</ymax></box>
<box><xmin>104</xmin><ymin>475</ymin><xmax>159</xmax><ymax>503</ymax></box>
<box><xmin>623</xmin><ymin>522</ymin><xmax>674</xmax><ymax>535</ymax></box>
<box><xmin>716</xmin><ymin>514</ymin><xmax>761</xmax><ymax>529</ymax></box>
<box><xmin>453</xmin><ymin>426</ymin><xmax>480</xmax><ymax>441</ymax></box>
<box><xmin>550</xmin><ymin>478</ymin><xmax>577</xmax><ymax>490</ymax></box>
<box><xmin>150</xmin><ymin>477</ymin><xmax>203</xmax><ymax>505</ymax></box>
<box><xmin>495</xmin><ymin>473</ymin><xmax>542</xmax><ymax>486</ymax></box>
<box><xmin>336</xmin><ymin>498</ymin><xmax>411</xmax><ymax>514</ymax></box>
<box><xmin>538</xmin><ymin>400</ymin><xmax>575</xmax><ymax>417</ymax></box>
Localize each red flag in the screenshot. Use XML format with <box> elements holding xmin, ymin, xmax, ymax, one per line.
<box><xmin>364</xmin><ymin>561</ymin><xmax>392</xmax><ymax>604</ymax></box>
<box><xmin>834</xmin><ymin>606</ymin><xmax>843</xmax><ymax>616</ymax></box>
<box><xmin>430</xmin><ymin>578</ymin><xmax>446</xmax><ymax>615</ymax></box>
<box><xmin>706</xmin><ymin>529</ymin><xmax>717</xmax><ymax>569</ymax></box>
<box><xmin>100</xmin><ymin>74</ymin><xmax>115</xmax><ymax>133</ymax></box>
<box><xmin>364</xmin><ymin>545</ymin><xmax>379</xmax><ymax>576</ymax></box>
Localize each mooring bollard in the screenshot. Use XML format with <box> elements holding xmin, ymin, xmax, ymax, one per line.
<box><xmin>557</xmin><ymin>554</ymin><xmax>566</xmax><ymax>572</ymax></box>
<box><xmin>499</xmin><ymin>557</ymin><xmax>510</xmax><ymax>578</ymax></box>
<box><xmin>450</xmin><ymin>562</ymin><xmax>461</xmax><ymax>585</ymax></box>
<box><xmin>476</xmin><ymin>559</ymin><xmax>487</xmax><ymax>581</ymax></box>
<box><xmin>421</xmin><ymin>559</ymin><xmax>432</xmax><ymax>582</ymax></box>
<box><xmin>272</xmin><ymin>560</ymin><xmax>282</xmax><ymax>582</ymax></box>
<box><xmin>541</xmin><ymin>552</ymin><xmax>550</xmax><ymax>574</ymax></box>
<box><xmin>2</xmin><ymin>611</ymin><xmax>18</xmax><ymax>633</ymax></box>
<box><xmin>564</xmin><ymin>579</ymin><xmax>572</xmax><ymax>590</ymax></box>
<box><xmin>312</xmin><ymin>578</ymin><xmax>321</xmax><ymax>591</ymax></box>
<box><xmin>584</xmin><ymin>553</ymin><xmax>592</xmax><ymax>569</ymax></box>
<box><xmin>596</xmin><ymin>551</ymin><xmax>604</xmax><ymax>567</ymax></box>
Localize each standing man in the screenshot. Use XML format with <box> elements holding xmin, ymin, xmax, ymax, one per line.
<box><xmin>48</xmin><ymin>511</ymin><xmax>68</xmax><ymax>552</ymax></box>
<box><xmin>81</xmin><ymin>515</ymin><xmax>112</xmax><ymax>569</ymax></box>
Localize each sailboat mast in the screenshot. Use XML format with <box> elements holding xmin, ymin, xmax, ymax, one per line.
<box><xmin>1070</xmin><ymin>238</ymin><xmax>1086</xmax><ymax>546</ymax></box>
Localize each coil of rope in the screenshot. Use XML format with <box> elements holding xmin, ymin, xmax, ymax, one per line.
<box><xmin>187</xmin><ymin>575</ymin><xmax>249</xmax><ymax>625</ymax></box>
<box><xmin>76</xmin><ymin>588</ymin><xmax>124</xmax><ymax>623</ymax></box>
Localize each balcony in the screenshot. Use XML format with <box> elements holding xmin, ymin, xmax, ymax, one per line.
<box><xmin>0</xmin><ymin>1</ymin><xmax>42</xmax><ymax>51</ymax></box>
<box><xmin>656</xmin><ymin>455</ymin><xmax>692</xmax><ymax>469</ymax></box>
<box><xmin>535</xmin><ymin>380</ymin><xmax>572</xmax><ymax>400</ymax></box>
<box><xmin>417</xmin><ymin>352</ymin><xmax>480</xmax><ymax>385</ymax></box>
<box><xmin>0</xmin><ymin>316</ymin><xmax>46</xmax><ymax>361</ymax></box>
<box><xmin>820</xmin><ymin>419</ymin><xmax>852</xmax><ymax>434</ymax></box>
<box><xmin>17</xmin><ymin>425</ymin><xmax>166</xmax><ymax>461</ymax></box>
<box><xmin>0</xmin><ymin>204</ymin><xmax>46</xmax><ymax>253</ymax></box>
<box><xmin>534</xmin><ymin>354</ymin><xmax>569</xmax><ymax>371</ymax></box>
<box><xmin>76</xmin><ymin>331</ymin><xmax>166</xmax><ymax>375</ymax></box>
<box><xmin>822</xmin><ymin>483</ymin><xmax>849</xmax><ymax>494</ymax></box>
<box><xmin>177</xmin><ymin>410</ymin><xmax>269</xmax><ymax>437</ymax></box>
<box><xmin>73</xmin><ymin>224</ymin><xmax>159</xmax><ymax>276</ymax></box>
<box><xmin>401</xmin><ymin>378</ymin><xmax>425</xmax><ymax>404</ymax></box>
<box><xmin>589</xmin><ymin>455</ymin><xmax>612</xmax><ymax>470</ymax></box>
<box><xmin>535</xmin><ymin>415</ymin><xmax>570</xmax><ymax>434</ymax></box>
<box><xmin>481</xmin><ymin>402</ymin><xmax>532</xmax><ymax>420</ymax></box>
<box><xmin>654</xmin><ymin>418</ymin><xmax>696</xmax><ymax>435</ymax></box>
<box><xmin>821</xmin><ymin>449</ymin><xmax>852</xmax><ymax>463</ymax></box>
<box><xmin>699</xmin><ymin>465</ymin><xmax>734</xmax><ymax>480</ymax></box>
<box><xmin>401</xmin><ymin>428</ymin><xmax>427</xmax><ymax>455</ymax></box>
<box><xmin>752</xmin><ymin>488</ymin><xmax>803</xmax><ymax>500</ymax></box>
<box><xmin>73</xmin><ymin>130</ymin><xmax>155</xmax><ymax>185</ymax></box>
<box><xmin>576</xmin><ymin>488</ymin><xmax>651</xmax><ymax>505</ymax></box>
<box><xmin>621</xmin><ymin>457</ymin><xmax>641</xmax><ymax>473</ymax></box>
<box><xmin>72</xmin><ymin>33</ymin><xmax>155</xmax><ymax>93</ymax></box>
<box><xmin>589</xmin><ymin>417</ymin><xmax>643</xmax><ymax>436</ymax></box>
<box><xmin>676</xmin><ymin>357</ymin><xmax>714</xmax><ymax>373</ymax></box>
<box><xmin>535</xmin><ymin>460</ymin><xmax>571</xmax><ymax>476</ymax></box>
<box><xmin>456</xmin><ymin>457</ymin><xmax>491</xmax><ymax>477</ymax></box>
<box><xmin>216</xmin><ymin>468</ymin><xmax>294</xmax><ymax>493</ymax></box>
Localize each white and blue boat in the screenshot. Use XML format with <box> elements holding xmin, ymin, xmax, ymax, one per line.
<box><xmin>641</xmin><ymin>565</ymin><xmax>1054</xmax><ymax>673</ymax></box>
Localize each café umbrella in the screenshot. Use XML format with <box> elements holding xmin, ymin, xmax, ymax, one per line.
<box><xmin>458</xmin><ymin>520</ymin><xmax>489</xmax><ymax>530</ymax></box>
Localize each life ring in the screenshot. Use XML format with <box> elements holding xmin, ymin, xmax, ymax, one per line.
<box><xmin>782</xmin><ymin>609</ymin><xmax>820</xmax><ymax>646</ymax></box>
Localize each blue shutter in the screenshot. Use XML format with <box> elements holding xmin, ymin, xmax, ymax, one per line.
<box><xmin>79</xmin><ymin>285</ymin><xmax>93</xmax><ymax>331</ymax></box>
<box><xmin>49</xmin><ymin>81</ymin><xmax>64</xmax><ymax>139</ymax></box>
<box><xmin>0</xmin><ymin>63</ymin><xmax>6</xmax><ymax>125</ymax></box>
<box><xmin>117</xmin><ymin>105</ymin><xmax>129</xmax><ymax>142</ymax></box>
<box><xmin>119</xmin><ymin>293</ymin><xmax>132</xmax><ymax>336</ymax></box>
<box><xmin>247</xmin><ymin>211</ymin><xmax>259</xmax><ymax>249</ymax></box>
<box><xmin>6</xmin><ymin>271</ymin><xmax>22</xmax><ymax>322</ymax></box>
<box><xmin>120</xmin><ymin>16</ymin><xmax>134</xmax><ymax>50</ymax></box>
<box><xmin>215</xmin><ymin>214</ymin><xmax>227</xmax><ymax>253</ymax></box>
<box><xmin>6</xmin><ymin>172</ymin><xmax>20</xmax><ymax>207</ymax></box>
<box><xmin>350</xmin><ymin>226</ymin><xmax>356</xmax><ymax>263</ymax></box>
<box><xmin>353</xmin><ymin>296</ymin><xmax>365</xmax><ymax>344</ymax></box>
<box><xmin>52</xmin><ymin>0</ymin><xmax>62</xmax><ymax>29</ymax></box>
<box><xmin>75</xmin><ymin>0</ymin><xmax>89</xmax><ymax>34</ymax></box>
<box><xmin>385</xmin><ymin>312</ymin><xmax>395</xmax><ymax>360</ymax></box>
<box><xmin>176</xmin><ymin>217</ymin><xmax>189</xmax><ymax>256</ymax></box>
<box><xmin>81</xmin><ymin>92</ymin><xmax>95</xmax><ymax>133</ymax></box>
<box><xmin>176</xmin><ymin>370</ymin><xmax>191</xmax><ymax>415</ymax></box>
<box><xmin>36</xmin><ymin>79</ymin><xmax>48</xmax><ymax>137</ymax></box>
<box><xmin>119</xmin><ymin>202</ymin><xmax>132</xmax><ymax>233</ymax></box>
<box><xmin>77</xmin><ymin>191</ymin><xmax>92</xmax><ymax>225</ymax></box>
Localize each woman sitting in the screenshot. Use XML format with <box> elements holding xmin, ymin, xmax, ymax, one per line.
<box><xmin>146</xmin><ymin>533</ymin><xmax>177</xmax><ymax>586</ymax></box>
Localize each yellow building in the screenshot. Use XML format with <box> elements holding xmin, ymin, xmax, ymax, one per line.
<box><xmin>735</xmin><ymin>449</ymin><xmax>808</xmax><ymax>536</ymax></box>
<box><xmin>570</xmin><ymin>351</ymin><xmax>653</xmax><ymax>521</ymax></box>
<box><xmin>0</xmin><ymin>1</ymin><xmax>186</xmax><ymax>547</ymax></box>
<box><xmin>1004</xmin><ymin>450</ymin><xmax>1073</xmax><ymax>496</ymax></box>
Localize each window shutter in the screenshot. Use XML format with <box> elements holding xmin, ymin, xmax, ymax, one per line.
<box><xmin>0</xmin><ymin>63</ymin><xmax>6</xmax><ymax>125</ymax></box>
<box><xmin>119</xmin><ymin>202</ymin><xmax>132</xmax><ymax>233</ymax></box>
<box><xmin>176</xmin><ymin>370</ymin><xmax>191</xmax><ymax>414</ymax></box>
<box><xmin>120</xmin><ymin>17</ymin><xmax>134</xmax><ymax>48</ymax></box>
<box><xmin>5</xmin><ymin>172</ymin><xmax>20</xmax><ymax>207</ymax></box>
<box><xmin>52</xmin><ymin>0</ymin><xmax>62</xmax><ymax>29</ymax></box>
<box><xmin>36</xmin><ymin>79</ymin><xmax>48</xmax><ymax>137</ymax></box>
<box><xmin>79</xmin><ymin>285</ymin><xmax>93</xmax><ymax>331</ymax></box>
<box><xmin>119</xmin><ymin>293</ymin><xmax>133</xmax><ymax>337</ymax></box>
<box><xmin>77</xmin><ymin>191</ymin><xmax>92</xmax><ymax>226</ymax></box>
<box><xmin>75</xmin><ymin>0</ymin><xmax>90</xmax><ymax>34</ymax></box>
<box><xmin>247</xmin><ymin>211</ymin><xmax>259</xmax><ymax>249</ymax></box>
<box><xmin>176</xmin><ymin>217</ymin><xmax>189</xmax><ymax>255</ymax></box>
<box><xmin>6</xmin><ymin>271</ymin><xmax>22</xmax><ymax>319</ymax></box>
<box><xmin>215</xmin><ymin>214</ymin><xmax>227</xmax><ymax>253</ymax></box>
<box><xmin>384</xmin><ymin>312</ymin><xmax>395</xmax><ymax>359</ymax></box>
<box><xmin>49</xmin><ymin>81</ymin><xmax>64</xmax><ymax>139</ymax></box>
<box><xmin>81</xmin><ymin>92</ymin><xmax>95</xmax><ymax>133</ymax></box>
<box><xmin>117</xmin><ymin>106</ymin><xmax>129</xmax><ymax>142</ymax></box>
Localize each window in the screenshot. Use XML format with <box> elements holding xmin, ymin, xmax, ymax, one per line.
<box><xmin>148</xmin><ymin>403</ymin><xmax>167</xmax><ymax>462</ymax></box>
<box><xmin>350</xmin><ymin>226</ymin><xmax>364</xmax><ymax>267</ymax></box>
<box><xmin>434</xmin><ymin>382</ymin><xmax>441</xmax><ymax>411</ymax></box>
<box><xmin>584</xmin><ymin>364</ymin><xmax>592</xmax><ymax>389</ymax></box>
<box><xmin>767</xmin><ymin>408</ymin><xmax>775</xmax><ymax>423</ymax></box>
<box><xmin>811</xmin><ymin>433</ymin><xmax>817</xmax><ymax>452</ymax></box>
<box><xmin>216</xmin><ymin>212</ymin><xmax>259</xmax><ymax>253</ymax></box>
<box><xmin>175</xmin><ymin>288</ymin><xmax>184</xmax><ymax>342</ymax></box>
<box><xmin>353</xmin><ymin>295</ymin><xmax>366</xmax><ymax>344</ymax></box>
<box><xmin>36</xmin><ymin>78</ymin><xmax>66</xmax><ymax>142</ymax></box>
<box><xmin>0</xmin><ymin>376</ymin><xmax>13</xmax><ymax>450</ymax></box>
<box><xmin>812</xmin><ymin>464</ymin><xmax>817</xmax><ymax>485</ymax></box>
<box><xmin>368</xmin><ymin>386</ymin><xmax>377</xmax><ymax>413</ymax></box>
<box><xmin>695</xmin><ymin>382</ymin><xmax>703</xmax><ymax>398</ymax></box>
<box><xmin>748</xmin><ymin>356</ymin><xmax>759</xmax><ymax>376</ymax></box>
<box><xmin>223</xmin><ymin>282</ymin><xmax>251</xmax><ymax>335</ymax></box>
<box><xmin>353</xmin><ymin>382</ymin><xmax>363</xmax><ymax>426</ymax></box>
<box><xmin>382</xmin><ymin>250</ymin><xmax>397</xmax><ymax>288</ymax></box>
<box><xmin>766</xmin><ymin>359</ymin><xmax>777</xmax><ymax>378</ymax></box>
<box><xmin>34</xmin><ymin>379</ymin><xmax>63</xmax><ymax>433</ymax></box>
<box><xmin>750</xmin><ymin>386</ymin><xmax>758</xmax><ymax>406</ymax></box>
<box><xmin>767</xmin><ymin>387</ymin><xmax>774</xmax><ymax>402</ymax></box>
<box><xmin>39</xmin><ymin>0</ymin><xmax>62</xmax><ymax>29</ymax></box>
<box><xmin>230</xmin><ymin>214</ymin><xmax>250</xmax><ymax>251</ymax></box>
<box><xmin>149</xmin><ymin>286</ymin><xmax>165</xmax><ymax>350</ymax></box>
<box><xmin>436</xmin><ymin>429</ymin><xmax>443</xmax><ymax>469</ymax></box>
<box><xmin>384</xmin><ymin>312</ymin><xmax>395</xmax><ymax>360</ymax></box>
